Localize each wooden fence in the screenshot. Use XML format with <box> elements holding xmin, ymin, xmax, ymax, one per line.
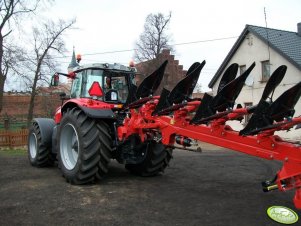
<box><xmin>0</xmin><ymin>129</ymin><xmax>28</xmax><ymax>147</ymax></box>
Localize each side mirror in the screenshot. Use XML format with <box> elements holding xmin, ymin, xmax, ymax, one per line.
<box><xmin>50</xmin><ymin>72</ymin><xmax>77</xmax><ymax>87</ymax></box>
<box><xmin>105</xmin><ymin>90</ymin><xmax>118</xmax><ymax>101</ymax></box>
<box><xmin>51</xmin><ymin>73</ymin><xmax>59</xmax><ymax>86</ymax></box>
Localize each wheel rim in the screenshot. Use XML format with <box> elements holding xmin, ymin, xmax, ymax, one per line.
<box><xmin>29</xmin><ymin>133</ymin><xmax>37</xmax><ymax>159</ymax></box>
<box><xmin>60</xmin><ymin>123</ymin><xmax>79</xmax><ymax>170</ymax></box>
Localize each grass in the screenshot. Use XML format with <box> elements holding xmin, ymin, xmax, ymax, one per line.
<box><xmin>0</xmin><ymin>148</ymin><xmax>27</xmax><ymax>156</ymax></box>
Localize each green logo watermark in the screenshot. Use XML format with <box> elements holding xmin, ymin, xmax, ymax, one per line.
<box><xmin>267</xmin><ymin>206</ymin><xmax>299</xmax><ymax>224</ymax></box>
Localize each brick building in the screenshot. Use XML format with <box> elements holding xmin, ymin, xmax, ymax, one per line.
<box><xmin>0</xmin><ymin>84</ymin><xmax>69</xmax><ymax>129</ymax></box>
<box><xmin>135</xmin><ymin>49</ymin><xmax>187</xmax><ymax>95</ymax></box>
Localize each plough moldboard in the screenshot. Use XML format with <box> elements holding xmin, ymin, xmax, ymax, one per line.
<box><xmin>118</xmin><ymin>60</ymin><xmax>301</xmax><ymax>209</ymax></box>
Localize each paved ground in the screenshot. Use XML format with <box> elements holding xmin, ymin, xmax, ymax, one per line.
<box><xmin>0</xmin><ymin>143</ymin><xmax>297</xmax><ymax>226</ymax></box>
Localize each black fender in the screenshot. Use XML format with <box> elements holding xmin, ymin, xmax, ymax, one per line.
<box><xmin>61</xmin><ymin>102</ymin><xmax>116</xmax><ymax>120</ymax></box>
<box><xmin>32</xmin><ymin>118</ymin><xmax>55</xmax><ymax>147</ymax></box>
<box><xmin>80</xmin><ymin>106</ymin><xmax>116</xmax><ymax>119</ymax></box>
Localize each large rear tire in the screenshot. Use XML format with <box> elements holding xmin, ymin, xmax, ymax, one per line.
<box><xmin>28</xmin><ymin>122</ymin><xmax>54</xmax><ymax>167</ymax></box>
<box><xmin>125</xmin><ymin>141</ymin><xmax>173</xmax><ymax>176</ymax></box>
<box><xmin>58</xmin><ymin>108</ymin><xmax>101</xmax><ymax>184</ymax></box>
<box><xmin>96</xmin><ymin>121</ymin><xmax>112</xmax><ymax>179</ymax></box>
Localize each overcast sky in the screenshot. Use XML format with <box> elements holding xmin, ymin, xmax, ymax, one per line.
<box><xmin>7</xmin><ymin>0</ymin><xmax>301</xmax><ymax>91</ymax></box>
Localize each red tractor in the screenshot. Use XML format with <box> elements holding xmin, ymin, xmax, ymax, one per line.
<box><xmin>28</xmin><ymin>62</ymin><xmax>172</xmax><ymax>184</ymax></box>
<box><xmin>28</xmin><ymin>60</ymin><xmax>301</xmax><ymax>209</ymax></box>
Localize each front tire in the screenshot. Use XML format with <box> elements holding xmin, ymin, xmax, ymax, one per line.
<box><xmin>58</xmin><ymin>108</ymin><xmax>101</xmax><ymax>184</ymax></box>
<box><xmin>125</xmin><ymin>141</ymin><xmax>173</xmax><ymax>176</ymax></box>
<box><xmin>28</xmin><ymin>122</ymin><xmax>54</xmax><ymax>167</ymax></box>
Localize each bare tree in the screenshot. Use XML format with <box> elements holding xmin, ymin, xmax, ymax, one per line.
<box><xmin>25</xmin><ymin>19</ymin><xmax>75</xmax><ymax>126</ymax></box>
<box><xmin>3</xmin><ymin>41</ymin><xmax>26</xmax><ymax>84</ymax></box>
<box><xmin>0</xmin><ymin>0</ymin><xmax>40</xmax><ymax>112</ymax></box>
<box><xmin>134</xmin><ymin>12</ymin><xmax>173</xmax><ymax>63</ymax></box>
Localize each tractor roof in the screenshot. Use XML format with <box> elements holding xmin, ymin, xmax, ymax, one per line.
<box><xmin>72</xmin><ymin>63</ymin><xmax>136</xmax><ymax>73</ymax></box>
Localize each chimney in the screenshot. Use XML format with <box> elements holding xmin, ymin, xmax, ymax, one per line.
<box><xmin>298</xmin><ymin>22</ymin><xmax>301</xmax><ymax>36</ymax></box>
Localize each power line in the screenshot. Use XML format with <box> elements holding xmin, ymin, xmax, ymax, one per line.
<box><xmin>173</xmin><ymin>36</ymin><xmax>238</xmax><ymax>46</ymax></box>
<box><xmin>12</xmin><ymin>35</ymin><xmax>239</xmax><ymax>65</ymax></box>
<box><xmin>82</xmin><ymin>49</ymin><xmax>134</xmax><ymax>57</ymax></box>
<box><xmin>51</xmin><ymin>36</ymin><xmax>238</xmax><ymax>59</ymax></box>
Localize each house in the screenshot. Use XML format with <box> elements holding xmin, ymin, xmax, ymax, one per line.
<box><xmin>208</xmin><ymin>23</ymin><xmax>301</xmax><ymax>140</ymax></box>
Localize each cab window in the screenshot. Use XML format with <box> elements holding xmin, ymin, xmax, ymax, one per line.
<box><xmin>104</xmin><ymin>74</ymin><xmax>128</xmax><ymax>103</ymax></box>
<box><xmin>82</xmin><ymin>69</ymin><xmax>103</xmax><ymax>98</ymax></box>
<box><xmin>70</xmin><ymin>72</ymin><xmax>83</xmax><ymax>98</ymax></box>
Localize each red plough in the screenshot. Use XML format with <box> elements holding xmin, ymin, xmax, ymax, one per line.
<box><xmin>118</xmin><ymin>60</ymin><xmax>301</xmax><ymax>208</ymax></box>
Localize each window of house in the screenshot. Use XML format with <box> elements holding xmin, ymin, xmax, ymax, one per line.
<box><xmin>244</xmin><ymin>102</ymin><xmax>253</xmax><ymax>123</ymax></box>
<box><xmin>261</xmin><ymin>60</ymin><xmax>270</xmax><ymax>81</ymax></box>
<box><xmin>239</xmin><ymin>65</ymin><xmax>246</xmax><ymax>75</ymax></box>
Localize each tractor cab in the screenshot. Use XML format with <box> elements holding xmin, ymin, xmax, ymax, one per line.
<box><xmin>55</xmin><ymin>63</ymin><xmax>136</xmax><ymax>104</ymax></box>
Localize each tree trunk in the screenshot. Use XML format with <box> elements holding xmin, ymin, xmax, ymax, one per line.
<box><xmin>0</xmin><ymin>33</ymin><xmax>4</xmax><ymax>113</ymax></box>
<box><xmin>27</xmin><ymin>67</ymin><xmax>40</xmax><ymax>127</ymax></box>
<box><xmin>0</xmin><ymin>74</ymin><xmax>5</xmax><ymax>113</ymax></box>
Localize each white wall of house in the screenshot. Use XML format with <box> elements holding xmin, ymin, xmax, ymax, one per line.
<box><xmin>212</xmin><ymin>33</ymin><xmax>301</xmax><ymax>140</ymax></box>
